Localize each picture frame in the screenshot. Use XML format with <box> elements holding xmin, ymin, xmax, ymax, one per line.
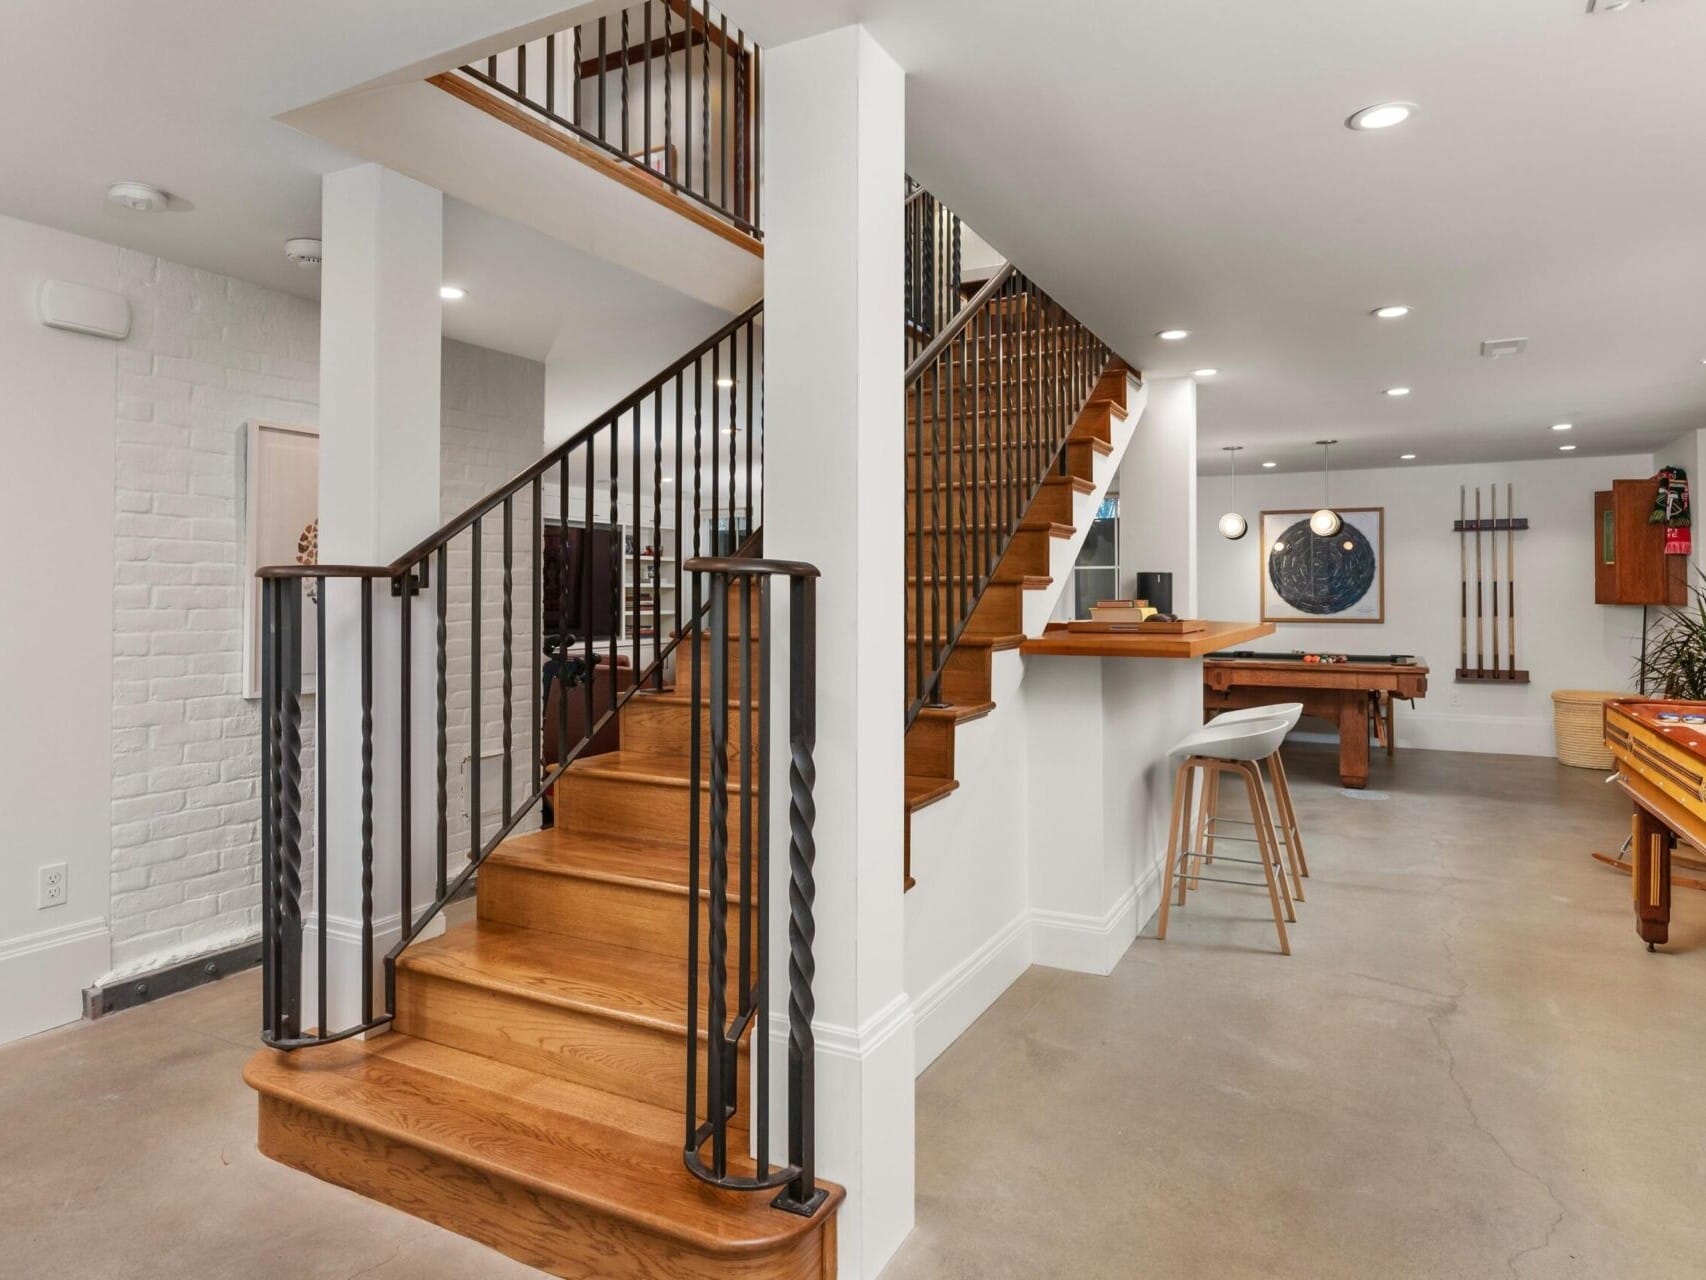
<box><xmin>1259</xmin><ymin>506</ymin><xmax>1385</xmax><ymax>624</ymax></box>
<box><xmin>241</xmin><ymin>419</ymin><xmax>319</xmax><ymax>698</ymax></box>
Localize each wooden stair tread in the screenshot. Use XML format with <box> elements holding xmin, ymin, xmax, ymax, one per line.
<box><xmin>908</xmin><ymin>518</ymin><xmax>1074</xmax><ymax>538</ymax></box>
<box><xmin>912</xmin><ymin>473</ymin><xmax>1094</xmax><ymax>497</ymax></box>
<box><xmin>399</xmin><ymin>920</ymin><xmax>698</xmax><ymax>1034</ymax></box>
<box><xmin>907</xmin><ymin>572</ymin><xmax>1052</xmax><ymax>590</ymax></box>
<box><xmin>913</xmin><ymin>700</ymin><xmax>997</xmax><ymax>726</ymax></box>
<box><xmin>905</xmin><ymin>632</ymin><xmax>1024</xmax><ymax>651</ymax></box>
<box><xmin>244</xmin><ymin>1035</ymin><xmax>840</xmax><ymax>1253</ymax></box>
<box><xmin>904</xmin><ymin>775</ymin><xmax>959</xmax><ymax>812</ymax></box>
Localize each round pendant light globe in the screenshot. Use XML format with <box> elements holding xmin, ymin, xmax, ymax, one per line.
<box><xmin>1218</xmin><ymin>511</ymin><xmax>1248</xmax><ymax>540</ymax></box>
<box><xmin>1310</xmin><ymin>508</ymin><xmax>1342</xmax><ymax>537</ymax></box>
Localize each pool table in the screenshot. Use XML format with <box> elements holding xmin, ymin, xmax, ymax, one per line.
<box><xmin>1203</xmin><ymin>652</ymin><xmax>1430</xmax><ymax>789</ymax></box>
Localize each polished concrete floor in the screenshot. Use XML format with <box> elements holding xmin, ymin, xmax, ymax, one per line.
<box><xmin>2</xmin><ymin>750</ymin><xmax>1702</xmax><ymax>1279</ymax></box>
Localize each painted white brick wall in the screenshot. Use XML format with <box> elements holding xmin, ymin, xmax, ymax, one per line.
<box><xmin>107</xmin><ymin>256</ymin><xmax>545</xmax><ymax>978</ymax></box>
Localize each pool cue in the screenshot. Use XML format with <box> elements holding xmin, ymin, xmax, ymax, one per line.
<box><xmin>1459</xmin><ymin>490</ymin><xmax>1470</xmax><ymax>670</ymax></box>
<box><xmin>1490</xmin><ymin>485</ymin><xmax>1501</xmax><ymax>673</ymax></box>
<box><xmin>1474</xmin><ymin>486</ymin><xmax>1484</xmax><ymax>676</ymax></box>
<box><xmin>1507</xmin><ymin>482</ymin><xmax>1517</xmax><ymax>676</ymax></box>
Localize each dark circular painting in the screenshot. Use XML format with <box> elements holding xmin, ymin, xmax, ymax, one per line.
<box><xmin>1267</xmin><ymin>518</ymin><xmax>1376</xmax><ymax>615</ymax></box>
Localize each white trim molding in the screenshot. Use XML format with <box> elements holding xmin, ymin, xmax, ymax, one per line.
<box><xmin>0</xmin><ymin>917</ymin><xmax>111</xmax><ymax>1044</ymax></box>
<box><xmin>911</xmin><ymin>909</ymin><xmax>1031</xmax><ymax>1070</ymax></box>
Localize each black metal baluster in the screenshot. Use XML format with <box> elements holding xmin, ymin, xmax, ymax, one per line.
<box><xmin>546</xmin><ymin>32</ymin><xmax>556</xmax><ymax>116</ymax></box>
<box><xmin>913</xmin><ymin>376</ymin><xmax>925</xmax><ymax>707</ymax></box>
<box><xmin>675</xmin><ymin>374</ymin><xmax>685</xmax><ymax>651</ymax></box>
<box><xmin>945</xmin><ymin>333</ymin><xmax>958</xmax><ymax>637</ymax></box>
<box><xmin>516</xmin><ymin>42</ymin><xmax>527</xmax><ymax>101</ymax></box>
<box><xmin>573</xmin><ymin>25</ymin><xmax>582</xmax><ymax>127</ymax></box>
<box><xmin>751</xmin><ymin>45</ymin><xmax>761</xmax><ymax>230</ymax></box>
<box><xmin>663</xmin><ymin>0</ymin><xmax>674</xmax><ymax>183</ymax></box>
<box><xmin>277</xmin><ymin>579</ymin><xmax>303</xmax><ymax>1039</ymax></box>
<box><xmin>436</xmin><ymin>546</ymin><xmax>448</xmax><ymax>897</ymax></box>
<box><xmin>682</xmin><ymin>2</ymin><xmax>691</xmax><ymax>195</ymax></box>
<box><xmin>711</xmin><ymin>343</ymin><xmax>721</xmax><ymax>551</ymax></box>
<box><xmin>531</xmin><ymin>477</ymin><xmax>543</xmax><ymax>801</ymax></box>
<box><xmin>585</xmin><ymin>438</ymin><xmax>597</xmax><ymax>740</ymax></box>
<box><xmin>930</xmin><ymin>352</ymin><xmax>944</xmax><ymax>697</ymax></box>
<box><xmin>653</xmin><ymin>386</ymin><xmax>664</xmax><ymax>689</ymax></box>
<box><xmin>316</xmin><ymin>577</ymin><xmax>328</xmax><ymax>1037</ymax></box>
<box><xmin>643</xmin><ymin>2</ymin><xmax>653</xmax><ymax>168</ymax></box>
<box><xmin>632</xmin><ymin>403</ymin><xmax>643</xmax><ymax>677</ymax></box>
<box><xmin>744</xmin><ymin>319</ymin><xmax>755</xmax><ymax>532</ymax></box>
<box><xmin>610</xmin><ymin>422</ymin><xmax>620</xmax><ymax>697</ymax></box>
<box><xmin>706</xmin><ymin>573</ymin><xmax>729</xmax><ymax>1176</ymax></box>
<box><xmin>359</xmin><ymin>579</ymin><xmax>374</xmax><ymax>1025</ymax></box>
<box><xmin>755</xmin><ymin>573</ymin><xmax>771</xmax><ymax>1177</ymax></box>
<box><xmin>399</xmin><ymin>566</ymin><xmax>413</xmax><ymax>966</ymax></box>
<box><xmin>727</xmin><ymin>337</ymin><xmax>738</xmax><ymax>541</ymax></box>
<box><xmin>777</xmin><ymin>572</ymin><xmax>821</xmax><ymax>1214</ymax></box>
<box><xmin>260</xmin><ymin>579</ymin><xmax>278</xmax><ymax>1037</ymax></box>
<box><xmin>737</xmin><ymin>575</ymin><xmax>752</xmax><ymax>1025</ymax></box>
<box><xmin>719</xmin><ymin>13</ymin><xmax>729</xmax><ymax>213</ymax></box>
<box><xmin>598</xmin><ymin>16</ymin><xmax>608</xmax><ymax>141</ymax></box>
<box><xmin>502</xmin><ymin>499</ymin><xmax>514</xmax><ymax>826</ymax></box>
<box><xmin>735</xmin><ymin>32</ymin><xmax>747</xmax><ymax>224</ymax></box>
<box><xmin>471</xmin><ymin>520</ymin><xmax>482</xmax><ymax>866</ymax></box>
<box><xmin>620</xmin><ymin>9</ymin><xmax>630</xmax><ymax>155</ymax></box>
<box><xmin>685</xmin><ymin>568</ymin><xmax>704</xmax><ymax>1148</ymax></box>
<box><xmin>700</xmin><ymin>0</ymin><xmax>710</xmax><ymax>199</ymax></box>
<box><xmin>558</xmin><ymin>458</ymin><xmax>571</xmax><ymax>802</ymax></box>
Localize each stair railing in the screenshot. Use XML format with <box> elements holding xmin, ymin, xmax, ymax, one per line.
<box><xmin>904</xmin><ymin>228</ymin><xmax>1117</xmax><ymax>729</ymax></box>
<box><xmin>257</xmin><ymin>301</ymin><xmax>762</xmax><ymax>1050</ymax></box>
<box><xmin>681</xmin><ymin>556</ymin><xmax>825</xmax><ymax>1214</ymax></box>
<box><xmin>456</xmin><ymin>0</ymin><xmax>762</xmax><ymax>236</ymax></box>
<box><xmin>903</xmin><ymin>180</ymin><xmax>962</xmax><ymax>364</ymax></box>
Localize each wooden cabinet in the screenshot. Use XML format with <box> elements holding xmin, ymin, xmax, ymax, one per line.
<box><xmin>1595</xmin><ymin>479</ymin><xmax>1686</xmax><ymax>606</ymax></box>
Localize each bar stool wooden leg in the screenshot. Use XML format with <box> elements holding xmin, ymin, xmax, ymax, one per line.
<box><xmin>1238</xmin><ymin>761</ymin><xmax>1291</xmax><ymax>954</ymax></box>
<box><xmin>1251</xmin><ymin>764</ymin><xmax>1296</xmax><ymax>924</ymax></box>
<box><xmin>1188</xmin><ymin>766</ymin><xmax>1219</xmax><ymax>890</ymax></box>
<box><xmin>1260</xmin><ymin>756</ymin><xmax>1305</xmax><ymax>903</ymax></box>
<box><xmin>1268</xmin><ymin>749</ymin><xmax>1309</xmax><ymax>879</ymax></box>
<box><xmin>1156</xmin><ymin>758</ymin><xmax>1195</xmax><ymax>940</ymax></box>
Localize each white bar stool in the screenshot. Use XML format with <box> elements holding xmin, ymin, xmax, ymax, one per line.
<box><xmin>1200</xmin><ymin>702</ymin><xmax>1309</xmax><ymax>901</ymax></box>
<box><xmin>1157</xmin><ymin>716</ymin><xmax>1294</xmax><ymax>955</ymax></box>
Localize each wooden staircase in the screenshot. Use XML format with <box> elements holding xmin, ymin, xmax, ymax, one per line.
<box><xmin>244</xmin><ymin>616</ymin><xmax>842</xmax><ymax>1279</ymax></box>
<box><xmin>902</xmin><ymin>358</ymin><xmax>1134</xmax><ymax>887</ymax></box>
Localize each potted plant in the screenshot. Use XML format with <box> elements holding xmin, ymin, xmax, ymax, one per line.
<box><xmin>1635</xmin><ymin>568</ymin><xmax>1706</xmax><ymax>699</ymax></box>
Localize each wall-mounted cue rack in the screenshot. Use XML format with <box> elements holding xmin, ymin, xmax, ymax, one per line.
<box><xmin>1453</xmin><ymin>482</ymin><xmax>1530</xmax><ymax>684</ymax></box>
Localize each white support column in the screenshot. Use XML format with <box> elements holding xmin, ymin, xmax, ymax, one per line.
<box><xmin>1119</xmin><ymin>375</ymin><xmax>1198</xmax><ymax>616</ymax></box>
<box><xmin>311</xmin><ymin>163</ymin><xmax>443</xmax><ymax>1029</ymax></box>
<box><xmin>762</xmin><ymin>26</ymin><xmax>914</xmax><ymax>1279</ymax></box>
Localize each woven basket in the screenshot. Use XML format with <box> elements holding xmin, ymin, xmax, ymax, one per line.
<box><xmin>1552</xmin><ymin>689</ymin><xmax>1632</xmax><ymax>769</ymax></box>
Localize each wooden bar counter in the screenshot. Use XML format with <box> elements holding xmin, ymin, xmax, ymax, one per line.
<box><xmin>1020</xmin><ymin>620</ymin><xmax>1276</xmax><ymax>659</ymax></box>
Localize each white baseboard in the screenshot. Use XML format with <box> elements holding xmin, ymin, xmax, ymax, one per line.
<box><xmin>1033</xmin><ymin>879</ymin><xmax>1143</xmax><ymax>975</ymax></box>
<box><xmin>0</xmin><ymin>917</ymin><xmax>111</xmax><ymax>1045</ymax></box>
<box><xmin>911</xmin><ymin>910</ymin><xmax>1032</xmax><ymax>1070</ymax></box>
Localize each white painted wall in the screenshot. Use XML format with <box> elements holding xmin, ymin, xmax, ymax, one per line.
<box><xmin>0</xmin><ymin>215</ymin><xmax>119</xmax><ymax>1043</ymax></box>
<box><xmin>0</xmin><ymin>211</ymin><xmax>548</xmax><ymax>1045</ymax></box>
<box><xmin>1197</xmin><ymin>453</ymin><xmax>1656</xmax><ymax>756</ymax></box>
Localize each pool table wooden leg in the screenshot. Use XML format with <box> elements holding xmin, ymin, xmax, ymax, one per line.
<box><xmin>1631</xmin><ymin>807</ymin><xmax>1672</xmax><ymax>951</ymax></box>
<box><xmin>1337</xmin><ymin>693</ymin><xmax>1370</xmax><ymax>789</ymax></box>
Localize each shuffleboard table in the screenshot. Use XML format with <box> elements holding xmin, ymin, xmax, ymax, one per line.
<box><xmin>1603</xmin><ymin>697</ymin><xmax>1706</xmax><ymax>951</ymax></box>
<box><xmin>1203</xmin><ymin>652</ymin><xmax>1430</xmax><ymax>789</ymax></box>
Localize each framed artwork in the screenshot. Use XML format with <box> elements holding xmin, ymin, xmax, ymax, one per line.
<box><xmin>1259</xmin><ymin>507</ymin><xmax>1385</xmax><ymax>624</ymax></box>
<box><xmin>242</xmin><ymin>419</ymin><xmax>319</xmax><ymax>698</ymax></box>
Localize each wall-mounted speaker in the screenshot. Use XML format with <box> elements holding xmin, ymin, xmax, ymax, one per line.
<box><xmin>1134</xmin><ymin>571</ymin><xmax>1173</xmax><ymax>616</ymax></box>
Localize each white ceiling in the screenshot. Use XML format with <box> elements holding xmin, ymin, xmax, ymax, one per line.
<box><xmin>731</xmin><ymin>0</ymin><xmax>1706</xmax><ymax>474</ymax></box>
<box><xmin>7</xmin><ymin>1</ymin><xmax>1706</xmax><ymax>472</ymax></box>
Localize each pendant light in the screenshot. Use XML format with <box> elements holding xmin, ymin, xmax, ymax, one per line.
<box><xmin>1217</xmin><ymin>446</ymin><xmax>1248</xmax><ymax>540</ymax></box>
<box><xmin>1310</xmin><ymin>439</ymin><xmax>1341</xmax><ymax>537</ymax></box>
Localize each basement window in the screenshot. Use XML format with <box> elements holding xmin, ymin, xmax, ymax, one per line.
<box><xmin>1072</xmin><ymin>496</ymin><xmax>1120</xmax><ymax>618</ymax></box>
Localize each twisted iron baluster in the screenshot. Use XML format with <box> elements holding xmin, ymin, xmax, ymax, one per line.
<box><xmin>277</xmin><ymin>584</ymin><xmax>304</xmax><ymax>1038</ymax></box>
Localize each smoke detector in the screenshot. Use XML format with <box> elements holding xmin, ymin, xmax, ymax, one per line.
<box><xmin>106</xmin><ymin>181</ymin><xmax>170</xmax><ymax>213</ymax></box>
<box><xmin>1480</xmin><ymin>337</ymin><xmax>1528</xmax><ymax>359</ymax></box>
<box><xmin>284</xmin><ymin>238</ymin><xmax>323</xmax><ymax>269</ymax></box>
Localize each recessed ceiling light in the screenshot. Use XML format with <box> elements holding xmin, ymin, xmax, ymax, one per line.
<box><xmin>1552</xmin><ymin>422</ymin><xmax>1573</xmax><ymax>432</ymax></box>
<box><xmin>1372</xmin><ymin>305</ymin><xmax>1412</xmax><ymax>320</ymax></box>
<box><xmin>1385</xmin><ymin>386</ymin><xmax>1412</xmax><ymax>397</ymax></box>
<box><xmin>439</xmin><ymin>284</ymin><xmax>467</xmax><ymax>301</ymax></box>
<box><xmin>1156</xmin><ymin>329</ymin><xmax>1190</xmax><ymax>341</ymax></box>
<box><xmin>1193</xmin><ymin>368</ymin><xmax>1219</xmax><ymax>378</ymax></box>
<box><xmin>1560</xmin><ymin>444</ymin><xmax>1577</xmax><ymax>452</ymax></box>
<box><xmin>1400</xmin><ymin>453</ymin><xmax>1416</xmax><ymax>460</ymax></box>
<box><xmin>1346</xmin><ymin>102</ymin><xmax>1416</xmax><ymax>132</ymax></box>
<box><xmin>1262</xmin><ymin>461</ymin><xmax>1277</xmax><ymax>468</ymax></box>
<box><xmin>107</xmin><ymin>180</ymin><xmax>171</xmax><ymax>212</ymax></box>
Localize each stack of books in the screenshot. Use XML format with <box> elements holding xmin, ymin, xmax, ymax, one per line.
<box><xmin>1088</xmin><ymin>599</ymin><xmax>1157</xmax><ymax>626</ymax></box>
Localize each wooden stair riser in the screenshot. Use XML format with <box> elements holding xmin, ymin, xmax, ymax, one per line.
<box><xmin>476</xmin><ymin>860</ymin><xmax>756</xmax><ymax>964</ymax></box>
<box><xmin>557</xmin><ymin>770</ymin><xmax>760</xmax><ymax>847</ymax></box>
<box><xmin>256</xmin><ymin>1097</ymin><xmax>828</xmax><ymax>1280</ymax></box>
<box><xmin>906</xmin><ymin>642</ymin><xmax>993</xmax><ymax>706</ymax></box>
<box><xmin>904</xmin><ymin>716</ymin><xmax>956</xmax><ymax>781</ymax></box>
<box><xmin>1067</xmin><ymin>400</ymin><xmax>1122</xmax><ymax>445</ymax></box>
<box><xmin>905</xmin><ymin>581</ymin><xmax>1021</xmax><ymax>636</ymax></box>
<box><xmin>1063</xmin><ymin>437</ymin><xmax>1112</xmax><ymax>481</ymax></box>
<box><xmin>620</xmin><ymin>696</ymin><xmax>760</xmax><ymax>766</ymax></box>
<box><xmin>393</xmin><ymin>967</ymin><xmax>749</xmax><ymax>1114</ymax></box>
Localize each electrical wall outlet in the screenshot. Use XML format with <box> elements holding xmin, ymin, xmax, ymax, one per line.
<box><xmin>38</xmin><ymin>862</ymin><xmax>67</xmax><ymax>909</ymax></box>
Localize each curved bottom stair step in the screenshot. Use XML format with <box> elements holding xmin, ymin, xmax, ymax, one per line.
<box><xmin>246</xmin><ymin>1033</ymin><xmax>841</xmax><ymax>1280</ymax></box>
